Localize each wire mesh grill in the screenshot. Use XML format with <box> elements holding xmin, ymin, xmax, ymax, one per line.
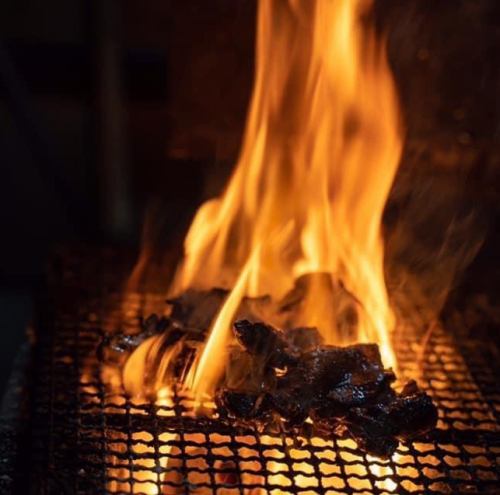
<box><xmin>28</xmin><ymin>248</ymin><xmax>500</xmax><ymax>494</ymax></box>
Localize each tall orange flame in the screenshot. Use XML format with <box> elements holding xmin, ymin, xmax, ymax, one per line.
<box><xmin>171</xmin><ymin>0</ymin><xmax>403</xmax><ymax>399</ymax></box>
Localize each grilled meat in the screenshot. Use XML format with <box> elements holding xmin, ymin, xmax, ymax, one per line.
<box><xmin>217</xmin><ymin>320</ymin><xmax>438</xmax><ymax>458</ymax></box>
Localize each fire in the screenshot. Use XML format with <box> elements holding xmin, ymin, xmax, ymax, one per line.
<box><xmin>171</xmin><ymin>0</ymin><xmax>402</xmax><ymax>399</ymax></box>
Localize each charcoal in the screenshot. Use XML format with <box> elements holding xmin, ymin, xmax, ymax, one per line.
<box><xmin>217</xmin><ymin>319</ymin><xmax>438</xmax><ymax>458</ymax></box>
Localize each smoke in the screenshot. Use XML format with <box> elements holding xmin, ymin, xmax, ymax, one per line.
<box><xmin>385</xmin><ymin>157</ymin><xmax>486</xmax><ymax>317</ymax></box>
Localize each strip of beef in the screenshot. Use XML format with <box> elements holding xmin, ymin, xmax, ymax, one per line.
<box><xmin>217</xmin><ymin>320</ymin><xmax>438</xmax><ymax>458</ymax></box>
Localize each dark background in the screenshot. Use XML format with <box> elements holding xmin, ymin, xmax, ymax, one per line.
<box><xmin>0</xmin><ymin>0</ymin><xmax>498</xmax><ymax>393</ymax></box>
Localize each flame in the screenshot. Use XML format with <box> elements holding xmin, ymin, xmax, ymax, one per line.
<box><xmin>171</xmin><ymin>0</ymin><xmax>402</xmax><ymax>399</ymax></box>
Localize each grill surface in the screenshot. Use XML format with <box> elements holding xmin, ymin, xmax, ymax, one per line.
<box><xmin>25</xmin><ymin>247</ymin><xmax>500</xmax><ymax>494</ymax></box>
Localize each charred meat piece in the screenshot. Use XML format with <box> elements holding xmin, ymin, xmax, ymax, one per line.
<box><xmin>273</xmin><ymin>344</ymin><xmax>393</xmax><ymax>427</ymax></box>
<box><xmin>271</xmin><ymin>376</ymin><xmax>313</xmax><ymax>426</ymax></box>
<box><xmin>97</xmin><ymin>313</ymin><xmax>169</xmax><ymax>365</ymax></box>
<box><xmin>388</xmin><ymin>380</ymin><xmax>439</xmax><ymax>440</ymax></box>
<box><xmin>224</xmin><ymin>346</ymin><xmax>279</xmax><ymax>391</ymax></box>
<box><xmin>217</xmin><ymin>319</ymin><xmax>438</xmax><ymax>458</ymax></box>
<box><xmin>234</xmin><ymin>320</ymin><xmax>298</xmax><ymax>368</ymax></box>
<box><xmin>334</xmin><ymin>381</ymin><xmax>438</xmax><ymax>457</ymax></box>
<box><xmin>97</xmin><ymin>312</ymin><xmax>205</xmax><ymax>377</ymax></box>
<box><xmin>301</xmin><ymin>344</ymin><xmax>393</xmax><ymax>406</ymax></box>
<box><xmin>216</xmin><ymin>389</ymin><xmax>272</xmax><ymax>421</ymax></box>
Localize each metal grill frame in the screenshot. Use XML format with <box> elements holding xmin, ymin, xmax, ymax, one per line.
<box><xmin>23</xmin><ymin>247</ymin><xmax>500</xmax><ymax>494</ymax></box>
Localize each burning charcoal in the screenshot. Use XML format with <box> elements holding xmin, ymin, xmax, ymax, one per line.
<box><xmin>234</xmin><ymin>320</ymin><xmax>298</xmax><ymax>368</ymax></box>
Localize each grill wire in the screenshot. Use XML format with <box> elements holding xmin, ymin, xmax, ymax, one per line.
<box><xmin>27</xmin><ymin>248</ymin><xmax>499</xmax><ymax>494</ymax></box>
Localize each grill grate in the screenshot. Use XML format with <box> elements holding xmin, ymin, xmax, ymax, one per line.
<box><xmin>26</xmin><ymin>248</ymin><xmax>500</xmax><ymax>494</ymax></box>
